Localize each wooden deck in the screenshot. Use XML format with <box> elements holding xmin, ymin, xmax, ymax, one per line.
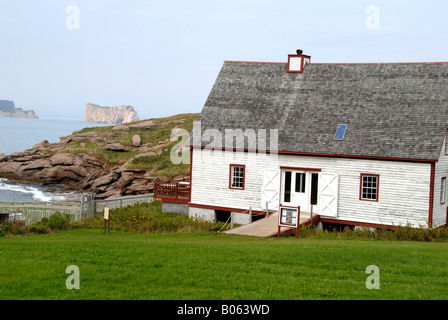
<box><xmin>223</xmin><ymin>212</ymin><xmax>319</xmax><ymax>238</ymax></box>
<box><xmin>154</xmin><ymin>178</ymin><xmax>190</xmax><ymax>204</ymax></box>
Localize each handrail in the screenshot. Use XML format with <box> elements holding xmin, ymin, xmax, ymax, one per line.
<box><xmin>154</xmin><ymin>177</ymin><xmax>190</xmax><ymax>199</ymax></box>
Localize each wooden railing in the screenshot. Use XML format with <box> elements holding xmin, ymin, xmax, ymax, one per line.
<box><xmin>154</xmin><ymin>177</ymin><xmax>190</xmax><ymax>201</ymax></box>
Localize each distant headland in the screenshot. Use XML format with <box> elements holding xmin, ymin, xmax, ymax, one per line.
<box><xmin>0</xmin><ymin>100</ymin><xmax>38</xmax><ymax>119</ymax></box>
<box><xmin>85</xmin><ymin>102</ymin><xmax>140</xmax><ymax>124</ymax></box>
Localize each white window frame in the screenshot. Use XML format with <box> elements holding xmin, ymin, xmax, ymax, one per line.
<box><xmin>229</xmin><ymin>164</ymin><xmax>245</xmax><ymax>190</ymax></box>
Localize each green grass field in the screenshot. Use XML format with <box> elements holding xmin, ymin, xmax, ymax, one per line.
<box><xmin>1</xmin><ymin>228</ymin><xmax>448</xmax><ymax>300</ymax></box>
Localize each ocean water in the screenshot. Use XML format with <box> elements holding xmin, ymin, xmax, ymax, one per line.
<box><xmin>0</xmin><ymin>117</ymin><xmax>109</xmax><ymax>202</ymax></box>
<box><xmin>0</xmin><ymin>178</ymin><xmax>71</xmax><ymax>202</ymax></box>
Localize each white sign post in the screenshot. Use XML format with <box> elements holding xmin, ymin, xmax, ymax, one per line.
<box><xmin>278</xmin><ymin>205</ymin><xmax>301</xmax><ymax>238</ymax></box>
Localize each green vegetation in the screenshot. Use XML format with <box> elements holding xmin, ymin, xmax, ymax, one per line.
<box><xmin>1</xmin><ymin>228</ymin><xmax>448</xmax><ymax>299</ymax></box>
<box><xmin>78</xmin><ymin>200</ymin><xmax>223</xmax><ymax>234</ymax></box>
<box><xmin>45</xmin><ymin>113</ymin><xmax>199</xmax><ymax>179</ymax></box>
<box><xmin>126</xmin><ymin>142</ymin><xmax>190</xmax><ymax>178</ymax></box>
<box><xmin>0</xmin><ymin>200</ymin><xmax>222</xmax><ymax>237</ymax></box>
<box><xmin>1</xmin><ymin>201</ymin><xmax>448</xmax><ymax>300</ymax></box>
<box><xmin>293</xmin><ymin>223</ymin><xmax>448</xmax><ymax>242</ymax></box>
<box><xmin>29</xmin><ymin>212</ymin><xmax>72</xmax><ymax>234</ymax></box>
<box><xmin>0</xmin><ymin>212</ymin><xmax>73</xmax><ymax>237</ymax></box>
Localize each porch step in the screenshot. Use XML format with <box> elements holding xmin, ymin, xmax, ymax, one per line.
<box><xmin>222</xmin><ymin>212</ymin><xmax>318</xmax><ymax>238</ymax></box>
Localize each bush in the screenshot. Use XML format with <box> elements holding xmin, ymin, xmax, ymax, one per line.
<box><xmin>109</xmin><ymin>201</ymin><xmax>216</xmax><ymax>234</ymax></box>
<box><xmin>29</xmin><ymin>212</ymin><xmax>72</xmax><ymax>234</ymax></box>
<box><xmin>292</xmin><ymin>223</ymin><xmax>448</xmax><ymax>242</ymax></box>
<box><xmin>78</xmin><ymin>200</ymin><xmax>219</xmax><ymax>234</ymax></box>
<box><xmin>2</xmin><ymin>201</ymin><xmax>221</xmax><ymax>237</ymax></box>
<box><xmin>29</xmin><ymin>219</ymin><xmax>50</xmax><ymax>234</ymax></box>
<box><xmin>0</xmin><ymin>219</ymin><xmax>27</xmax><ymax>236</ymax></box>
<box><xmin>47</xmin><ymin>212</ymin><xmax>72</xmax><ymax>230</ymax></box>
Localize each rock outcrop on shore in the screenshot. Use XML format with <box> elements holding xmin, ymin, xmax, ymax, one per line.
<box><xmin>0</xmin><ymin>115</ymin><xmax>196</xmax><ymax>199</ymax></box>
<box><xmin>0</xmin><ymin>100</ymin><xmax>38</xmax><ymax>119</ymax></box>
<box><xmin>85</xmin><ymin>103</ymin><xmax>140</xmax><ymax>124</ymax></box>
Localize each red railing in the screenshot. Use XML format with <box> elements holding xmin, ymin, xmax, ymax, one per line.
<box><xmin>154</xmin><ymin>177</ymin><xmax>190</xmax><ymax>200</ymax></box>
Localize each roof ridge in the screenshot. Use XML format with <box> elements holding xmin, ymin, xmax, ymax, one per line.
<box><xmin>223</xmin><ymin>60</ymin><xmax>286</xmax><ymax>64</ymax></box>
<box><xmin>224</xmin><ymin>60</ymin><xmax>448</xmax><ymax>65</ymax></box>
<box><xmin>312</xmin><ymin>62</ymin><xmax>448</xmax><ymax>65</ymax></box>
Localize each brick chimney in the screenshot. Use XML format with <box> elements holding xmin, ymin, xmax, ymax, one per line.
<box><xmin>287</xmin><ymin>49</ymin><xmax>311</xmax><ymax>73</ymax></box>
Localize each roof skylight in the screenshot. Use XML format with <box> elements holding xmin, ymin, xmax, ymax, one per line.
<box><xmin>334</xmin><ymin>124</ymin><xmax>348</xmax><ymax>140</ymax></box>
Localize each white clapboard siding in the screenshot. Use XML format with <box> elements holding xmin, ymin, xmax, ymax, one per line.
<box><xmin>433</xmin><ymin>135</ymin><xmax>448</xmax><ymax>227</ymax></box>
<box><xmin>191</xmin><ymin>148</ymin><xmax>432</xmax><ymax>227</ymax></box>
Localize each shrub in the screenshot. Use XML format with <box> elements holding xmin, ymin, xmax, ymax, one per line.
<box><xmin>47</xmin><ymin>212</ymin><xmax>72</xmax><ymax>230</ymax></box>
<box><xmin>292</xmin><ymin>223</ymin><xmax>448</xmax><ymax>242</ymax></box>
<box><xmin>85</xmin><ymin>200</ymin><xmax>218</xmax><ymax>234</ymax></box>
<box><xmin>29</xmin><ymin>219</ymin><xmax>51</xmax><ymax>234</ymax></box>
<box><xmin>29</xmin><ymin>212</ymin><xmax>72</xmax><ymax>234</ymax></box>
<box><xmin>2</xmin><ymin>220</ymin><xmax>27</xmax><ymax>236</ymax></box>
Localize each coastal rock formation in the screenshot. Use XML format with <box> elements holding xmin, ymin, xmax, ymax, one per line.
<box><xmin>84</xmin><ymin>103</ymin><xmax>140</xmax><ymax>124</ymax></box>
<box><xmin>0</xmin><ymin>100</ymin><xmax>38</xmax><ymax>119</ymax></box>
<box><xmin>103</xmin><ymin>143</ymin><xmax>132</xmax><ymax>152</ymax></box>
<box><xmin>0</xmin><ymin>138</ymin><xmax>155</xmax><ymax>199</ymax></box>
<box><xmin>0</xmin><ymin>115</ymin><xmax>195</xmax><ymax>199</ymax></box>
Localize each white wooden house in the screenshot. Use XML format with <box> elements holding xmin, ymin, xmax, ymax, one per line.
<box><xmin>187</xmin><ymin>52</ymin><xmax>448</xmax><ymax>229</ymax></box>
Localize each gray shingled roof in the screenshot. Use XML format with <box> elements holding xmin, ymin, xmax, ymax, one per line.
<box><xmin>195</xmin><ymin>61</ymin><xmax>448</xmax><ymax>161</ymax></box>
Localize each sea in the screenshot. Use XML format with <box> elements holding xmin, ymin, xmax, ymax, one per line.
<box><xmin>0</xmin><ymin>117</ymin><xmax>109</xmax><ymax>202</ymax></box>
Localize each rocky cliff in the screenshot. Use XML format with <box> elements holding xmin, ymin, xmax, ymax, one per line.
<box><xmin>0</xmin><ymin>100</ymin><xmax>38</xmax><ymax>119</ymax></box>
<box><xmin>84</xmin><ymin>103</ymin><xmax>140</xmax><ymax>124</ymax></box>
<box><xmin>0</xmin><ymin>113</ymin><xmax>198</xmax><ymax>199</ymax></box>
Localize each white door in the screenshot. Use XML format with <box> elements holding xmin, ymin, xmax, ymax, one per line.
<box><xmin>281</xmin><ymin>170</ymin><xmax>310</xmax><ymax>212</ymax></box>
<box><xmin>261</xmin><ymin>169</ymin><xmax>280</xmax><ymax>211</ymax></box>
<box><xmin>318</xmin><ymin>173</ymin><xmax>339</xmax><ymax>217</ymax></box>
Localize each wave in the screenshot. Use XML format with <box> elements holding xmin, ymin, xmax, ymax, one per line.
<box><xmin>0</xmin><ymin>178</ymin><xmax>66</xmax><ymax>202</ymax></box>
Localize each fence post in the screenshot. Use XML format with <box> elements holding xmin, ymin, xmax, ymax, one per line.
<box><xmin>249</xmin><ymin>207</ymin><xmax>252</xmax><ymax>223</ymax></box>
<box><xmin>81</xmin><ymin>196</ymin><xmax>84</xmax><ymax>219</ymax></box>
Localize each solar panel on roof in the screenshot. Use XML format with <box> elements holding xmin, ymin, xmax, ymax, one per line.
<box><xmin>334</xmin><ymin>124</ymin><xmax>348</xmax><ymax>140</ymax></box>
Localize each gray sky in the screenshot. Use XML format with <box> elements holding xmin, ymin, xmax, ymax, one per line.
<box><xmin>1</xmin><ymin>0</ymin><xmax>447</xmax><ymax>120</ymax></box>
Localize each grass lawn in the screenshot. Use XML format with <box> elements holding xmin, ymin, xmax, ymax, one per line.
<box><xmin>1</xmin><ymin>228</ymin><xmax>448</xmax><ymax>300</ymax></box>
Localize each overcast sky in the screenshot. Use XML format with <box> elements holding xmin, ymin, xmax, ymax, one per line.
<box><xmin>0</xmin><ymin>0</ymin><xmax>447</xmax><ymax>120</ymax></box>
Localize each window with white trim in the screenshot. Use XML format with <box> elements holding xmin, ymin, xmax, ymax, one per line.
<box><xmin>360</xmin><ymin>174</ymin><xmax>379</xmax><ymax>201</ymax></box>
<box><xmin>230</xmin><ymin>165</ymin><xmax>245</xmax><ymax>189</ymax></box>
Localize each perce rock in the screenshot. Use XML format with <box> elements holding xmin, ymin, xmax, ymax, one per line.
<box><xmin>85</xmin><ymin>103</ymin><xmax>140</xmax><ymax>124</ymax></box>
